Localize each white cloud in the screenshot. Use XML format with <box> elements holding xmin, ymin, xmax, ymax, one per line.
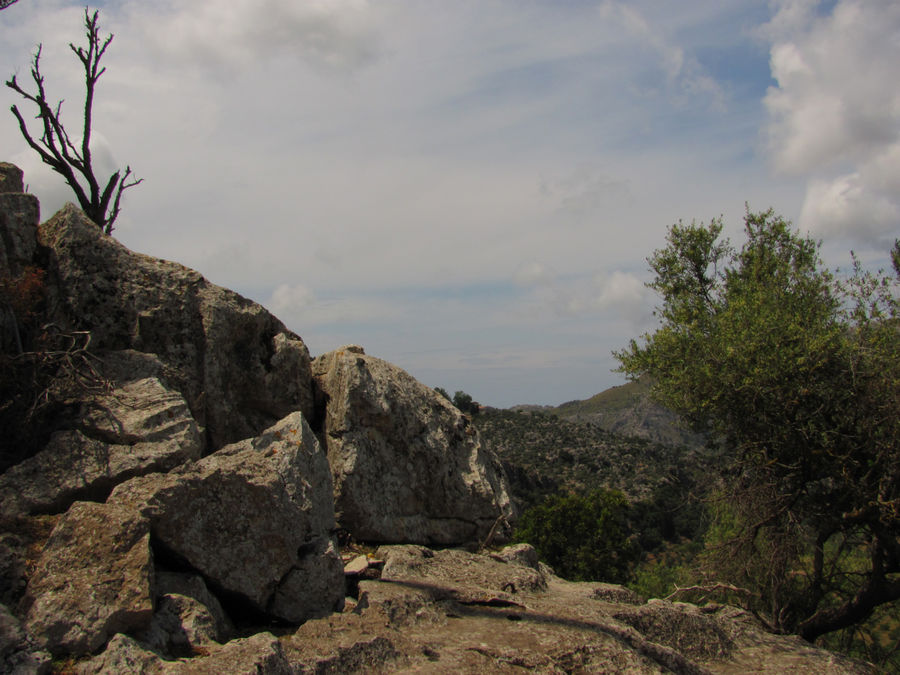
<box><xmin>763</xmin><ymin>0</ymin><xmax>900</xmax><ymax>244</ymax></box>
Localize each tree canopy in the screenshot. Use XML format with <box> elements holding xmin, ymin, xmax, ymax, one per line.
<box><xmin>616</xmin><ymin>209</ymin><xmax>900</xmax><ymax>642</ymax></box>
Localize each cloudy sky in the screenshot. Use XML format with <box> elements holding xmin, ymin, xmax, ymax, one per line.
<box><xmin>2</xmin><ymin>0</ymin><xmax>898</xmax><ymax>407</ymax></box>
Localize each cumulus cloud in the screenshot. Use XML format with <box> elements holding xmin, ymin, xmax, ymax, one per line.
<box><xmin>763</xmin><ymin>0</ymin><xmax>900</xmax><ymax>243</ymax></box>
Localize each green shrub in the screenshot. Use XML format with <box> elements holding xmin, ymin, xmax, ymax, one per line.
<box><xmin>513</xmin><ymin>489</ymin><xmax>638</xmax><ymax>583</ymax></box>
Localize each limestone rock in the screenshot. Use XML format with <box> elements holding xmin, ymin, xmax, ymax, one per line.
<box><xmin>0</xmin><ymin>193</ymin><xmax>39</xmax><ymax>281</ymax></box>
<box><xmin>76</xmin><ymin>631</ymin><xmax>293</xmax><ymax>674</ymax></box>
<box><xmin>312</xmin><ymin>346</ymin><xmax>514</xmax><ymax>545</ymax></box>
<box><xmin>71</xmin><ymin>633</ymin><xmax>164</xmax><ymax>674</ymax></box>
<box><xmin>38</xmin><ymin>204</ymin><xmax>314</xmax><ymax>449</ymax></box>
<box><xmin>0</xmin><ymin>603</ymin><xmax>52</xmax><ymax>675</ymax></box>
<box><xmin>0</xmin><ymin>163</ymin><xmax>39</xmax><ymax>281</ymax></box>
<box><xmin>109</xmin><ymin>411</ymin><xmax>344</xmax><ymax>623</ymax></box>
<box><xmin>379</xmin><ymin>544</ymin><xmax>548</xmax><ymax>596</ymax></box>
<box><xmin>0</xmin><ymin>372</ymin><xmax>202</xmax><ymax>519</ymax></box>
<box><xmin>0</xmin><ymin>163</ymin><xmax>24</xmax><ymax>193</ymax></box>
<box><xmin>137</xmin><ymin>572</ymin><xmax>234</xmax><ymax>657</ymax></box>
<box><xmin>22</xmin><ymin>501</ymin><xmax>154</xmax><ymax>656</ymax></box>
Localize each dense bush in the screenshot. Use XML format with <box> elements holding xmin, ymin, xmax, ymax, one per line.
<box><xmin>513</xmin><ymin>489</ymin><xmax>639</xmax><ymax>583</ymax></box>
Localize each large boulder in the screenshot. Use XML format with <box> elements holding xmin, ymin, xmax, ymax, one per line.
<box><xmin>0</xmin><ymin>356</ymin><xmax>203</xmax><ymax>519</ymax></box>
<box><xmin>312</xmin><ymin>346</ymin><xmax>514</xmax><ymax>546</ymax></box>
<box><xmin>37</xmin><ymin>203</ymin><xmax>314</xmax><ymax>449</ymax></box>
<box><xmin>108</xmin><ymin>411</ymin><xmax>344</xmax><ymax>623</ymax></box>
<box><xmin>21</xmin><ymin>501</ymin><xmax>154</xmax><ymax>657</ymax></box>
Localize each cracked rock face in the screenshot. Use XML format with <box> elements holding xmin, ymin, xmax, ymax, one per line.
<box><xmin>108</xmin><ymin>411</ymin><xmax>344</xmax><ymax>623</ymax></box>
<box><xmin>312</xmin><ymin>346</ymin><xmax>515</xmax><ymax>546</ymax></box>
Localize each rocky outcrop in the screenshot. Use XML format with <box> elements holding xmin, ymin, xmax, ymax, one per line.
<box><xmin>312</xmin><ymin>346</ymin><xmax>514</xmax><ymax>546</ymax></box>
<box><xmin>38</xmin><ymin>203</ymin><xmax>314</xmax><ymax>450</ymax></box>
<box><xmin>108</xmin><ymin>412</ymin><xmax>344</xmax><ymax>624</ymax></box>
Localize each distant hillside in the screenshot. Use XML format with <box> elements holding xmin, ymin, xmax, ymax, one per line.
<box><xmin>475</xmin><ymin>408</ymin><xmax>711</xmax><ymax>510</ymax></box>
<box><xmin>553</xmin><ymin>377</ymin><xmax>704</xmax><ymax>449</ymax></box>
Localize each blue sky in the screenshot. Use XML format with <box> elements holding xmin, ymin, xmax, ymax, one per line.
<box><xmin>2</xmin><ymin>1</ymin><xmax>898</xmax><ymax>406</ymax></box>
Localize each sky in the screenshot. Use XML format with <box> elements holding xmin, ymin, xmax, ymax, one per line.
<box><xmin>2</xmin><ymin>0</ymin><xmax>898</xmax><ymax>407</ymax></box>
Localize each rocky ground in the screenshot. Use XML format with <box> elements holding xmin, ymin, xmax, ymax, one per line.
<box><xmin>67</xmin><ymin>544</ymin><xmax>877</xmax><ymax>674</ymax></box>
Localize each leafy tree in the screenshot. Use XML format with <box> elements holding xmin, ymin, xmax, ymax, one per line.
<box><xmin>0</xmin><ymin>0</ymin><xmax>21</xmax><ymax>10</ymax></box>
<box><xmin>514</xmin><ymin>489</ymin><xmax>638</xmax><ymax>583</ymax></box>
<box><xmin>616</xmin><ymin>209</ymin><xmax>900</xmax><ymax>641</ymax></box>
<box><xmin>452</xmin><ymin>390</ymin><xmax>480</xmax><ymax>415</ymax></box>
<box><xmin>434</xmin><ymin>386</ymin><xmax>450</xmax><ymax>400</ymax></box>
<box><xmin>6</xmin><ymin>8</ymin><xmax>141</xmax><ymax>233</ymax></box>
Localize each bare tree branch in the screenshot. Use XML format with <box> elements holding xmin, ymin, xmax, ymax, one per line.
<box><xmin>5</xmin><ymin>7</ymin><xmax>142</xmax><ymax>233</ymax></box>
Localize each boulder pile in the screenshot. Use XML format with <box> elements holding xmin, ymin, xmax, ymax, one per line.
<box><xmin>0</xmin><ymin>162</ymin><xmax>874</xmax><ymax>673</ymax></box>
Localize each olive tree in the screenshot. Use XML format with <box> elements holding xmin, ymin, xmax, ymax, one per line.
<box><xmin>616</xmin><ymin>209</ymin><xmax>900</xmax><ymax>642</ymax></box>
<box><xmin>6</xmin><ymin>8</ymin><xmax>141</xmax><ymax>233</ymax></box>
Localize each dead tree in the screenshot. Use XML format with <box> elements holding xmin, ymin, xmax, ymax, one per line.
<box><xmin>6</xmin><ymin>8</ymin><xmax>142</xmax><ymax>234</ymax></box>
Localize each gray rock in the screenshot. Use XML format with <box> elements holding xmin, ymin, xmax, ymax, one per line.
<box><xmin>0</xmin><ymin>372</ymin><xmax>202</xmax><ymax>519</ymax></box>
<box><xmin>146</xmin><ymin>572</ymin><xmax>234</xmax><ymax>649</ymax></box>
<box><xmin>312</xmin><ymin>346</ymin><xmax>514</xmax><ymax>546</ymax></box>
<box><xmin>0</xmin><ymin>163</ymin><xmax>25</xmax><ymax>193</ymax></box>
<box><xmin>38</xmin><ymin>203</ymin><xmax>314</xmax><ymax>449</ymax></box>
<box><xmin>0</xmin><ymin>603</ymin><xmax>52</xmax><ymax>675</ymax></box>
<box><xmin>22</xmin><ymin>501</ymin><xmax>154</xmax><ymax>656</ymax></box>
<box><xmin>138</xmin><ymin>593</ymin><xmax>226</xmax><ymax>658</ymax></box>
<box><xmin>71</xmin><ymin>633</ymin><xmax>164</xmax><ymax>674</ymax></box>
<box><xmin>109</xmin><ymin>411</ymin><xmax>344</xmax><ymax>623</ymax></box>
<box><xmin>0</xmin><ymin>163</ymin><xmax>39</xmax><ymax>282</ymax></box>
<box><xmin>168</xmin><ymin>632</ymin><xmax>292</xmax><ymax>674</ymax></box>
<box><xmin>0</xmin><ymin>194</ymin><xmax>39</xmax><ymax>281</ymax></box>
<box><xmin>75</xmin><ymin>632</ymin><xmax>293</xmax><ymax>674</ymax></box>
<box><xmin>492</xmin><ymin>542</ymin><xmax>542</xmax><ymax>570</ymax></box>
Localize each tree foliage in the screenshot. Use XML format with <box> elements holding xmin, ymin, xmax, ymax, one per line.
<box><xmin>513</xmin><ymin>489</ymin><xmax>638</xmax><ymax>583</ymax></box>
<box><xmin>616</xmin><ymin>209</ymin><xmax>900</xmax><ymax>641</ymax></box>
<box><xmin>451</xmin><ymin>389</ymin><xmax>480</xmax><ymax>415</ymax></box>
<box><xmin>6</xmin><ymin>8</ymin><xmax>141</xmax><ymax>233</ymax></box>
